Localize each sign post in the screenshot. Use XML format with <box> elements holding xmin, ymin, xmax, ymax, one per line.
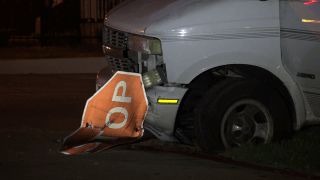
<box><xmin>61</xmin><ymin>72</ymin><xmax>148</xmax><ymax>155</ymax></box>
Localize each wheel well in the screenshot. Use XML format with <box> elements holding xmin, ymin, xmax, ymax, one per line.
<box><xmin>175</xmin><ymin>64</ymin><xmax>296</xmax><ymax>138</ymax></box>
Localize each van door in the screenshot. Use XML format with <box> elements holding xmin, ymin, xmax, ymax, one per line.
<box><xmin>280</xmin><ymin>0</ymin><xmax>320</xmax><ymax>117</ymax></box>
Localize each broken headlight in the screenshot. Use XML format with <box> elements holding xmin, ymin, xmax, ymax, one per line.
<box><xmin>142</xmin><ymin>68</ymin><xmax>162</xmax><ymax>89</ymax></box>
<box><xmin>142</xmin><ymin>65</ymin><xmax>168</xmax><ymax>89</ymax></box>
<box><xmin>127</xmin><ymin>34</ymin><xmax>162</xmax><ymax>55</ymax></box>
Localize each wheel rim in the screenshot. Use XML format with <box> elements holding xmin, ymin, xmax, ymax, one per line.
<box><xmin>220</xmin><ymin>99</ymin><xmax>273</xmax><ymax>148</ymax></box>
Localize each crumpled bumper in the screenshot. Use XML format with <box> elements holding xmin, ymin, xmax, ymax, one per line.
<box><xmin>96</xmin><ymin>66</ymin><xmax>188</xmax><ymax>135</ymax></box>
<box><xmin>96</xmin><ymin>66</ymin><xmax>117</xmax><ymax>91</ymax></box>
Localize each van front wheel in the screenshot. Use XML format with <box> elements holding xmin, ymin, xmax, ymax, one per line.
<box><xmin>194</xmin><ymin>78</ymin><xmax>292</xmax><ymax>155</ymax></box>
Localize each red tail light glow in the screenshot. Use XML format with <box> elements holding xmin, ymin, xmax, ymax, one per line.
<box><xmin>304</xmin><ymin>0</ymin><xmax>318</xmax><ymax>6</ymax></box>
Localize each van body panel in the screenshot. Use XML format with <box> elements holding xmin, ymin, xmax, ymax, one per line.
<box><xmin>100</xmin><ymin>0</ymin><xmax>320</xmax><ymax>135</ymax></box>
<box><xmin>280</xmin><ymin>0</ymin><xmax>320</xmax><ymax>122</ymax></box>
<box><xmin>106</xmin><ymin>0</ymin><xmax>204</xmax><ymax>35</ymax></box>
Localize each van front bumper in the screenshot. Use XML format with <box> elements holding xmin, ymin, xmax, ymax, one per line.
<box><xmin>96</xmin><ymin>66</ymin><xmax>188</xmax><ymax>135</ymax></box>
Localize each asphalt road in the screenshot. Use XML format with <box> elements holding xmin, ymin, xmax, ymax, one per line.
<box><xmin>0</xmin><ymin>74</ymin><xmax>312</xmax><ymax>180</ymax></box>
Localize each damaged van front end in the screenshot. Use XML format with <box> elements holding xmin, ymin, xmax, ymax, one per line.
<box><xmin>96</xmin><ymin>0</ymin><xmax>315</xmax><ymax>154</ymax></box>
<box><xmin>97</xmin><ymin>31</ymin><xmax>188</xmax><ymax>137</ymax></box>
<box><xmin>96</xmin><ymin>0</ymin><xmax>198</xmax><ymax>138</ymax></box>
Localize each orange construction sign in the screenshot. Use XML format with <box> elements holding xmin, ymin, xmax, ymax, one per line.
<box><xmin>60</xmin><ymin>71</ymin><xmax>148</xmax><ymax>155</ymax></box>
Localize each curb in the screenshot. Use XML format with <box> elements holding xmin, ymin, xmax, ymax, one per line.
<box><xmin>0</xmin><ymin>57</ymin><xmax>108</xmax><ymax>74</ymax></box>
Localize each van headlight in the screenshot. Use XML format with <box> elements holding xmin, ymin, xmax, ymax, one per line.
<box><xmin>142</xmin><ymin>65</ymin><xmax>168</xmax><ymax>89</ymax></box>
<box><xmin>142</xmin><ymin>68</ymin><xmax>162</xmax><ymax>89</ymax></box>
<box><xmin>127</xmin><ymin>34</ymin><xmax>162</xmax><ymax>55</ymax></box>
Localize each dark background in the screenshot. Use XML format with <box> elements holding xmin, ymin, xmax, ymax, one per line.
<box><xmin>0</xmin><ymin>0</ymin><xmax>123</xmax><ymax>47</ymax></box>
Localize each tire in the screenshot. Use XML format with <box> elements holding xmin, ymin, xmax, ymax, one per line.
<box><xmin>194</xmin><ymin>78</ymin><xmax>292</xmax><ymax>155</ymax></box>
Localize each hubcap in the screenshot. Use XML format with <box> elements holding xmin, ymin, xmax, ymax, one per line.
<box><xmin>221</xmin><ymin>99</ymin><xmax>273</xmax><ymax>148</ymax></box>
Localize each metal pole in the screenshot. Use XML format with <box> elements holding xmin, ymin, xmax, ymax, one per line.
<box><xmin>90</xmin><ymin>0</ymin><xmax>92</xmax><ymax>44</ymax></box>
<box><xmin>27</xmin><ymin>0</ymin><xmax>30</xmax><ymax>47</ymax></box>
<box><xmin>96</xmin><ymin>0</ymin><xmax>99</xmax><ymax>45</ymax></box>
<box><xmin>81</xmin><ymin>0</ymin><xmax>84</xmax><ymax>44</ymax></box>
<box><xmin>103</xmin><ymin>0</ymin><xmax>105</xmax><ymax>17</ymax></box>
<box><xmin>40</xmin><ymin>0</ymin><xmax>45</xmax><ymax>47</ymax></box>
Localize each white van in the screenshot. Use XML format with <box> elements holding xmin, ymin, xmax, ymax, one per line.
<box><xmin>96</xmin><ymin>0</ymin><xmax>320</xmax><ymax>154</ymax></box>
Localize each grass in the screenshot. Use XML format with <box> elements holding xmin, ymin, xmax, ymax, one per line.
<box><xmin>0</xmin><ymin>45</ymin><xmax>105</xmax><ymax>60</ymax></box>
<box><xmin>219</xmin><ymin>125</ymin><xmax>320</xmax><ymax>175</ymax></box>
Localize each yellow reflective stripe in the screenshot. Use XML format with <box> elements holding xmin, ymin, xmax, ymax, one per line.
<box><xmin>302</xmin><ymin>19</ymin><xmax>320</xmax><ymax>23</ymax></box>
<box><xmin>157</xmin><ymin>99</ymin><xmax>179</xmax><ymax>104</ymax></box>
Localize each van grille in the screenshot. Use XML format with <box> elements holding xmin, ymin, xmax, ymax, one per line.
<box><xmin>103</xmin><ymin>26</ymin><xmax>127</xmax><ymax>49</ymax></box>
<box><xmin>106</xmin><ymin>55</ymin><xmax>131</xmax><ymax>72</ymax></box>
